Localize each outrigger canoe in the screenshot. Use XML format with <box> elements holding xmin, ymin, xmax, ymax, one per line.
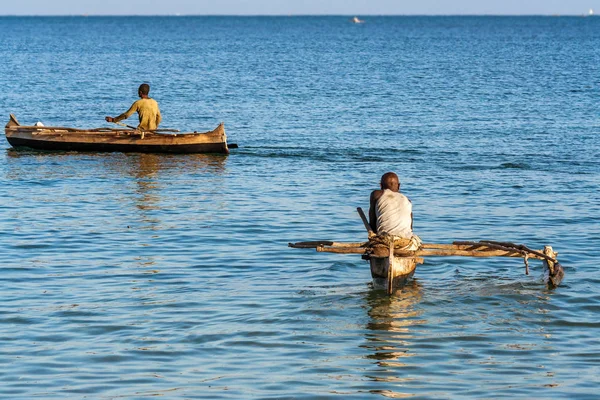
<box><xmin>290</xmin><ymin>208</ymin><xmax>565</xmax><ymax>295</ymax></box>
<box><xmin>4</xmin><ymin>114</ymin><xmax>230</xmax><ymax>154</ymax></box>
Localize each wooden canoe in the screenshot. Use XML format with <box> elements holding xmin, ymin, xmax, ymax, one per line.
<box><xmin>288</xmin><ymin>238</ymin><xmax>423</xmax><ymax>295</ymax></box>
<box><xmin>289</xmin><ymin>209</ymin><xmax>565</xmax><ymax>295</ymax></box>
<box><xmin>365</xmin><ymin>234</ymin><xmax>423</xmax><ymax>294</ymax></box>
<box><xmin>289</xmin><ymin>238</ymin><xmax>564</xmax><ymax>295</ymax></box>
<box><xmin>4</xmin><ymin>114</ymin><xmax>230</xmax><ymax>154</ymax></box>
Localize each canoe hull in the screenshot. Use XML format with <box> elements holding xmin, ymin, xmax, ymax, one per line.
<box><xmin>5</xmin><ymin>115</ymin><xmax>229</xmax><ymax>154</ymax></box>
<box><xmin>5</xmin><ymin>135</ymin><xmax>229</xmax><ymax>154</ymax></box>
<box><xmin>370</xmin><ymin>256</ymin><xmax>419</xmax><ymax>294</ymax></box>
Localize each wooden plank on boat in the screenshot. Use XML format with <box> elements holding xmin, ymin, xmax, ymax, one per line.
<box><xmin>288</xmin><ymin>241</ymin><xmax>366</xmax><ymax>249</ymax></box>
<box><xmin>387</xmin><ymin>239</ymin><xmax>394</xmax><ymax>294</ymax></box>
<box><xmin>312</xmin><ymin>243</ymin><xmax>544</xmax><ymax>260</ymax></box>
<box><xmin>315</xmin><ymin>246</ymin><xmax>365</xmax><ymax>254</ymax></box>
<box><xmin>288</xmin><ymin>209</ymin><xmax>565</xmax><ymax>293</ymax></box>
<box><xmin>289</xmin><ymin>236</ymin><xmax>564</xmax><ymax>290</ymax></box>
<box><xmin>5</xmin><ymin>115</ymin><xmax>231</xmax><ymax>154</ymax></box>
<box><xmin>309</xmin><ymin>243</ymin><xmax>547</xmax><ymax>260</ymax></box>
<box><xmin>410</xmin><ymin>248</ymin><xmax>527</xmax><ymax>258</ymax></box>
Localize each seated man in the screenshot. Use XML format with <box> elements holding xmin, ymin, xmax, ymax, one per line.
<box><xmin>105</xmin><ymin>83</ymin><xmax>162</xmax><ymax>131</ymax></box>
<box><xmin>369</xmin><ymin>172</ymin><xmax>413</xmax><ymax>238</ymax></box>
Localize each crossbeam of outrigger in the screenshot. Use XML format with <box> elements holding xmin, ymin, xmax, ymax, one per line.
<box><xmin>289</xmin><ymin>208</ymin><xmax>565</xmax><ymax>294</ymax></box>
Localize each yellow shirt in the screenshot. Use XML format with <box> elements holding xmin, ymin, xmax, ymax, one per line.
<box><xmin>114</xmin><ymin>98</ymin><xmax>162</xmax><ymax>130</ymax></box>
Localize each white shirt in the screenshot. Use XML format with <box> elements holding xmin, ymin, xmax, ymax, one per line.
<box><xmin>375</xmin><ymin>189</ymin><xmax>412</xmax><ymax>238</ymax></box>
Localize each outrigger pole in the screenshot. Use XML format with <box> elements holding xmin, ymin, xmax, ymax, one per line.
<box><xmin>289</xmin><ymin>208</ymin><xmax>565</xmax><ymax>290</ymax></box>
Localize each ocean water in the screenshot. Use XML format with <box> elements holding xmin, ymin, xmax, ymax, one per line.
<box><xmin>0</xmin><ymin>16</ymin><xmax>599</xmax><ymax>399</ymax></box>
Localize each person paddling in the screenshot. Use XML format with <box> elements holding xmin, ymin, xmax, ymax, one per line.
<box><xmin>105</xmin><ymin>83</ymin><xmax>162</xmax><ymax>131</ymax></box>
<box><xmin>369</xmin><ymin>172</ymin><xmax>413</xmax><ymax>238</ymax></box>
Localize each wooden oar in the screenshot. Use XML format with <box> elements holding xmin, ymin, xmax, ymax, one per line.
<box><xmin>110</xmin><ymin>121</ymin><xmax>179</xmax><ymax>133</ymax></box>
<box><xmin>357</xmin><ymin>207</ymin><xmax>375</xmax><ymax>237</ymax></box>
<box><xmin>151</xmin><ymin>128</ymin><xmax>180</xmax><ymax>133</ymax></box>
<box><xmin>112</xmin><ymin>121</ymin><xmax>138</xmax><ymax>130</ymax></box>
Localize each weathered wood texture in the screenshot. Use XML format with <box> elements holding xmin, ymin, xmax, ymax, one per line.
<box><xmin>543</xmin><ymin>246</ymin><xmax>564</xmax><ymax>287</ymax></box>
<box><xmin>289</xmin><ymin>237</ymin><xmax>564</xmax><ymax>290</ymax></box>
<box><xmin>5</xmin><ymin>114</ymin><xmax>230</xmax><ymax>154</ymax></box>
<box><xmin>290</xmin><ymin>241</ymin><xmax>551</xmax><ymax>261</ymax></box>
<box><xmin>370</xmin><ymin>256</ymin><xmax>419</xmax><ymax>294</ymax></box>
<box><xmin>357</xmin><ymin>207</ymin><xmax>375</xmax><ymax>237</ymax></box>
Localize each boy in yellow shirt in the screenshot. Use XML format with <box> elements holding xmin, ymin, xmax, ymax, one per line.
<box><xmin>105</xmin><ymin>83</ymin><xmax>161</xmax><ymax>131</ymax></box>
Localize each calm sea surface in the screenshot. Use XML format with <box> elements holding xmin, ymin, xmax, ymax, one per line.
<box><xmin>0</xmin><ymin>16</ymin><xmax>599</xmax><ymax>399</ymax></box>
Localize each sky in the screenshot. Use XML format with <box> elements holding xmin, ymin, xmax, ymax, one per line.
<box><xmin>0</xmin><ymin>0</ymin><xmax>598</xmax><ymax>16</ymax></box>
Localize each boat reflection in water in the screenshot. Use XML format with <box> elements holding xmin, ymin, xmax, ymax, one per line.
<box><xmin>101</xmin><ymin>153</ymin><xmax>229</xmax><ymax>243</ymax></box>
<box><xmin>112</xmin><ymin>152</ymin><xmax>227</xmax><ymax>179</ymax></box>
<box><xmin>5</xmin><ymin>149</ymin><xmax>227</xmax><ymax>228</ymax></box>
<box><xmin>361</xmin><ymin>281</ymin><xmax>425</xmax><ymax>398</ymax></box>
<box><xmin>118</xmin><ymin>153</ymin><xmax>228</xmax><ymax>211</ymax></box>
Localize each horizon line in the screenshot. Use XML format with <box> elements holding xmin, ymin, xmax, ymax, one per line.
<box><xmin>0</xmin><ymin>13</ymin><xmax>592</xmax><ymax>17</ymax></box>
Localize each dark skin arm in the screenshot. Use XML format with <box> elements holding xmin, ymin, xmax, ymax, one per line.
<box><xmin>105</xmin><ymin>92</ymin><xmax>147</xmax><ymax>123</ymax></box>
<box><xmin>369</xmin><ymin>189</ymin><xmax>384</xmax><ymax>233</ymax></box>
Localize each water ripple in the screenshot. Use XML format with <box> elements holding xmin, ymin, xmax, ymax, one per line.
<box><xmin>0</xmin><ymin>15</ymin><xmax>599</xmax><ymax>400</ymax></box>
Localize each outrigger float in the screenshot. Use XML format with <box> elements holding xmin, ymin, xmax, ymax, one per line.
<box><xmin>289</xmin><ymin>208</ymin><xmax>565</xmax><ymax>295</ymax></box>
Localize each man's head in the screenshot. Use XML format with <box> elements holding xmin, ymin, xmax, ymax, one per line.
<box><xmin>380</xmin><ymin>172</ymin><xmax>400</xmax><ymax>192</ymax></box>
<box><xmin>138</xmin><ymin>83</ymin><xmax>150</xmax><ymax>97</ymax></box>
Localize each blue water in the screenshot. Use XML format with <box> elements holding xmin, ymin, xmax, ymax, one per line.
<box><xmin>1</xmin><ymin>16</ymin><xmax>599</xmax><ymax>398</ymax></box>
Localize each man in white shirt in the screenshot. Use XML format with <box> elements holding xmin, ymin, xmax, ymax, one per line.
<box><xmin>368</xmin><ymin>172</ymin><xmax>413</xmax><ymax>238</ymax></box>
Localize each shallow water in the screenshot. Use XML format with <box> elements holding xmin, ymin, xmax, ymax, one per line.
<box><xmin>0</xmin><ymin>16</ymin><xmax>599</xmax><ymax>398</ymax></box>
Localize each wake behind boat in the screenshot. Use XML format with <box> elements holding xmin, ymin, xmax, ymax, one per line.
<box><xmin>4</xmin><ymin>114</ymin><xmax>230</xmax><ymax>154</ymax></box>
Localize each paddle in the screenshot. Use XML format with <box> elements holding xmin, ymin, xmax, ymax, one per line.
<box><xmin>357</xmin><ymin>207</ymin><xmax>375</xmax><ymax>238</ymax></box>
<box><xmin>107</xmin><ymin>120</ymin><xmax>236</xmax><ymax>147</ymax></box>
<box><xmin>109</xmin><ymin>121</ymin><xmax>138</xmax><ymax>130</ymax></box>
<box><xmin>109</xmin><ymin>121</ymin><xmax>180</xmax><ymax>133</ymax></box>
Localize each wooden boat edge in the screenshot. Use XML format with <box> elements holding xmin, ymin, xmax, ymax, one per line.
<box><xmin>369</xmin><ymin>254</ymin><xmax>423</xmax><ymax>294</ymax></box>
<box><xmin>4</xmin><ymin>114</ymin><xmax>230</xmax><ymax>154</ymax></box>
<box><xmin>290</xmin><ymin>234</ymin><xmax>565</xmax><ymax>295</ymax></box>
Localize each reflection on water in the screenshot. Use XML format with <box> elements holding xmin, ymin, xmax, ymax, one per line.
<box><xmin>5</xmin><ymin>148</ymin><xmax>228</xmax><ymax>214</ymax></box>
<box><xmin>365</xmin><ymin>281</ymin><xmax>424</xmax><ymax>343</ymax></box>
<box><xmin>2</xmin><ymin>15</ymin><xmax>599</xmax><ymax>398</ymax></box>
<box><xmin>118</xmin><ymin>154</ymin><xmax>228</xmax><ymax>231</ymax></box>
<box><xmin>119</xmin><ymin>153</ymin><xmax>228</xmax><ymax>180</ymax></box>
<box><xmin>4</xmin><ymin>149</ymin><xmax>227</xmax><ymax>179</ymax></box>
<box><xmin>362</xmin><ymin>281</ymin><xmax>425</xmax><ymax>398</ymax></box>
<box><xmin>360</xmin><ymin>274</ymin><xmax>569</xmax><ymax>398</ymax></box>
<box><xmin>130</xmin><ymin>154</ymin><xmax>161</xmax><ymax>213</ymax></box>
